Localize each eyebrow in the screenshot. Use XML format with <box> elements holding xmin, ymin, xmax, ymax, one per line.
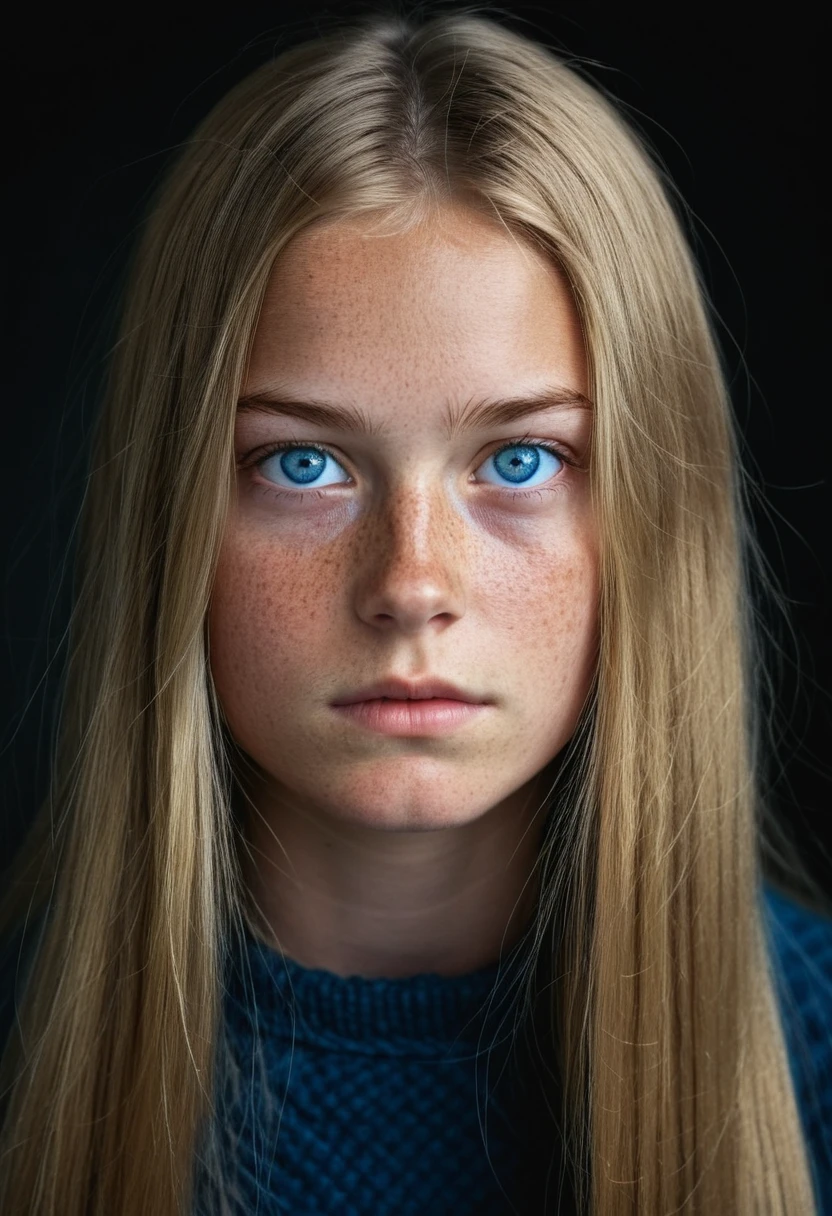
<box><xmin>237</xmin><ymin>383</ymin><xmax>593</xmax><ymax>439</ymax></box>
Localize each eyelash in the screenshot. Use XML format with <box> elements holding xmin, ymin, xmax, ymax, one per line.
<box><xmin>242</xmin><ymin>436</ymin><xmax>580</xmax><ymax>503</ymax></box>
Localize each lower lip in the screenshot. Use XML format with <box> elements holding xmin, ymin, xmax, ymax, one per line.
<box><xmin>331</xmin><ymin>698</ymin><xmax>488</xmax><ymax>736</ymax></box>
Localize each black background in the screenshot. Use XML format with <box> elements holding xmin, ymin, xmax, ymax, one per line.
<box><xmin>2</xmin><ymin>3</ymin><xmax>829</xmax><ymax>892</ymax></box>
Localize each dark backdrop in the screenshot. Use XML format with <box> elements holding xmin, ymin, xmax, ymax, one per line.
<box><xmin>2</xmin><ymin>3</ymin><xmax>829</xmax><ymax>893</ymax></box>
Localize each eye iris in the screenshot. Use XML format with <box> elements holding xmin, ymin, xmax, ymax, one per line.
<box><xmin>280</xmin><ymin>447</ymin><xmax>326</xmax><ymax>484</ymax></box>
<box><xmin>493</xmin><ymin>445</ymin><xmax>540</xmax><ymax>484</ymax></box>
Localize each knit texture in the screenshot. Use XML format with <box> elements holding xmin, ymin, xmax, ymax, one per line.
<box><xmin>763</xmin><ymin>886</ymin><xmax>832</xmax><ymax>1214</ymax></box>
<box><xmin>193</xmin><ymin>923</ymin><xmax>566</xmax><ymax>1216</ymax></box>
<box><xmin>1</xmin><ymin>882</ymin><xmax>830</xmax><ymax>1213</ymax></box>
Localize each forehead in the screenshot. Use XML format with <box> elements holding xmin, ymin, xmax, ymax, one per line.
<box><xmin>245</xmin><ymin>205</ymin><xmax>587</xmax><ymax>421</ymax></box>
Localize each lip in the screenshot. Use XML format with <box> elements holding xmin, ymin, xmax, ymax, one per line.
<box><xmin>331</xmin><ymin>698</ymin><xmax>489</xmax><ymax>736</ymax></box>
<box><xmin>331</xmin><ymin>677</ymin><xmax>488</xmax><ymax>707</ymax></box>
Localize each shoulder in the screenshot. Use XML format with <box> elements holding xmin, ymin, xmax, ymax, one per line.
<box><xmin>763</xmin><ymin>881</ymin><xmax>832</xmax><ymax>1211</ymax></box>
<box><xmin>762</xmin><ymin>881</ymin><xmax>832</xmax><ymax>1075</ymax></box>
<box><xmin>763</xmin><ymin>882</ymin><xmax>832</xmax><ymax>1033</ymax></box>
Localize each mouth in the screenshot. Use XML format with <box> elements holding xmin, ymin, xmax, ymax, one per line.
<box><xmin>330</xmin><ymin>695</ymin><xmax>490</xmax><ymax>737</ymax></box>
<box><xmin>331</xmin><ymin>677</ymin><xmax>488</xmax><ymax>707</ymax></box>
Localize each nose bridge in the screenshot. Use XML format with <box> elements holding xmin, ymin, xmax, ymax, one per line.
<box><xmin>354</xmin><ymin>471</ymin><xmax>466</xmax><ymax>630</ymax></box>
<box><xmin>382</xmin><ymin>473</ymin><xmax>455</xmax><ymax>566</ymax></box>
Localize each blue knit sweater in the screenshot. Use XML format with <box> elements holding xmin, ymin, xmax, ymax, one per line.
<box><xmin>1</xmin><ymin>883</ymin><xmax>830</xmax><ymax>1214</ymax></box>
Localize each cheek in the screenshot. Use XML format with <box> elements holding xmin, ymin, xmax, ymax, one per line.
<box><xmin>500</xmin><ymin>536</ymin><xmax>600</xmax><ymax>736</ymax></box>
<box><xmin>207</xmin><ymin>528</ymin><xmax>346</xmax><ymax>716</ymax></box>
<box><xmin>540</xmin><ymin>557</ymin><xmax>597</xmax><ymax>646</ymax></box>
<box><xmin>481</xmin><ymin>524</ymin><xmax>599</xmax><ymax>649</ymax></box>
<box><xmin>530</xmin><ymin>555</ymin><xmax>599</xmax><ymax>741</ymax></box>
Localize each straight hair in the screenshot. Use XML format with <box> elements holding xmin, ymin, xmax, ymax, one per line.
<box><xmin>1</xmin><ymin>5</ymin><xmax>828</xmax><ymax>1212</ymax></box>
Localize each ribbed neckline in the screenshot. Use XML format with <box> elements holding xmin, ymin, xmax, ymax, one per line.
<box><xmin>223</xmin><ymin>920</ymin><xmax>532</xmax><ymax>1058</ymax></box>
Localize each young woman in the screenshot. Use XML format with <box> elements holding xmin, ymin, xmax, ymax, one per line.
<box><xmin>1</xmin><ymin>5</ymin><xmax>830</xmax><ymax>1214</ymax></box>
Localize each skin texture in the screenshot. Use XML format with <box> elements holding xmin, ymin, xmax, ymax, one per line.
<box><xmin>208</xmin><ymin>201</ymin><xmax>599</xmax><ymax>978</ymax></box>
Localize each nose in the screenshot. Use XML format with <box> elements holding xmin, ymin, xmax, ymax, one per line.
<box><xmin>352</xmin><ymin>481</ymin><xmax>467</xmax><ymax>633</ymax></box>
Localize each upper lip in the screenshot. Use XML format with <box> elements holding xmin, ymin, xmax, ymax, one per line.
<box><xmin>331</xmin><ymin>678</ymin><xmax>487</xmax><ymax>706</ymax></box>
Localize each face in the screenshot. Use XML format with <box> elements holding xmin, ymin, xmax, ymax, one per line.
<box><xmin>209</xmin><ymin>201</ymin><xmax>599</xmax><ymax>836</ymax></box>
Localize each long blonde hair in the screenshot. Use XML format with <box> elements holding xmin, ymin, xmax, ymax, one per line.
<box><xmin>1</xmin><ymin>5</ymin><xmax>828</xmax><ymax>1212</ymax></box>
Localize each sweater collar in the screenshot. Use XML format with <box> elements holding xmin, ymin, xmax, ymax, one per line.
<box><xmin>223</xmin><ymin>920</ymin><xmax>532</xmax><ymax>1058</ymax></box>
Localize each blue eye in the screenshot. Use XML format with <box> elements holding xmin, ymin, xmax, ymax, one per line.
<box><xmin>253</xmin><ymin>439</ymin><xmax>570</xmax><ymax>495</ymax></box>
<box><xmin>480</xmin><ymin>442</ymin><xmax>563</xmax><ymax>488</ymax></box>
<box><xmin>261</xmin><ymin>445</ymin><xmax>350</xmax><ymax>488</ymax></box>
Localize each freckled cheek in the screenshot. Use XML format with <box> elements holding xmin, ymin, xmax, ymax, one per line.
<box><xmin>208</xmin><ymin>534</ymin><xmax>344</xmax><ymax>697</ymax></box>
<box><xmin>511</xmin><ymin>556</ymin><xmax>599</xmax><ymax>729</ymax></box>
<box><xmin>479</xmin><ymin>531</ymin><xmax>599</xmax><ymax>644</ymax></box>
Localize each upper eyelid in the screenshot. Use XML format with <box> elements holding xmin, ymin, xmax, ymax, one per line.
<box><xmin>240</xmin><ymin>434</ymin><xmax>580</xmax><ymax>468</ymax></box>
<box><xmin>240</xmin><ymin>438</ymin><xmax>582</xmax><ymax>503</ymax></box>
